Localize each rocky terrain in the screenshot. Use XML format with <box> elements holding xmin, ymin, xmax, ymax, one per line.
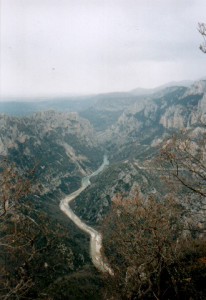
<box><xmin>0</xmin><ymin>110</ymin><xmax>103</xmax><ymax>198</ymax></box>
<box><xmin>70</xmin><ymin>80</ymin><xmax>206</xmax><ymax>232</ymax></box>
<box><xmin>101</xmin><ymin>81</ymin><xmax>206</xmax><ymax>151</ymax></box>
<box><xmin>1</xmin><ymin>80</ymin><xmax>206</xmax><ymax>224</ymax></box>
<box><xmin>0</xmin><ymin>79</ymin><xmax>206</xmax><ymax>298</ymax></box>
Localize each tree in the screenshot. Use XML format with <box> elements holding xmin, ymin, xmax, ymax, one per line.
<box><xmin>102</xmin><ymin>192</ymin><xmax>187</xmax><ymax>299</ymax></box>
<box><xmin>198</xmin><ymin>22</ymin><xmax>206</xmax><ymax>53</ymax></box>
<box><xmin>160</xmin><ymin>128</ymin><xmax>206</xmax><ymax>192</ymax></box>
<box><xmin>159</xmin><ymin>132</ymin><xmax>206</xmax><ymax>199</ymax></box>
<box><xmin>0</xmin><ymin>160</ymin><xmax>75</xmax><ymax>299</ymax></box>
<box><xmin>0</xmin><ymin>159</ymin><xmax>34</xmax><ymax>217</ymax></box>
<box><xmin>0</xmin><ymin>160</ymin><xmax>36</xmax><ymax>298</ymax></box>
<box><xmin>102</xmin><ymin>192</ymin><xmax>206</xmax><ymax>299</ymax></box>
<box><xmin>158</xmin><ymin>130</ymin><xmax>206</xmax><ymax>239</ymax></box>
<box><xmin>101</xmin><ymin>129</ymin><xmax>206</xmax><ymax>299</ymax></box>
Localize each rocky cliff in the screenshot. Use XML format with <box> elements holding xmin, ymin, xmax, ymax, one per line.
<box><xmin>0</xmin><ymin>111</ymin><xmax>103</xmax><ymax>199</ymax></box>
<box><xmin>70</xmin><ymin>80</ymin><xmax>206</xmax><ymax>232</ymax></box>
<box><xmin>1</xmin><ymin>80</ymin><xmax>206</xmax><ymax>229</ymax></box>
<box><xmin>98</xmin><ymin>81</ymin><xmax>206</xmax><ymax>160</ymax></box>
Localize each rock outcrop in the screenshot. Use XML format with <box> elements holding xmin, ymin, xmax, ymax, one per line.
<box><xmin>0</xmin><ymin>111</ymin><xmax>103</xmax><ymax>198</ymax></box>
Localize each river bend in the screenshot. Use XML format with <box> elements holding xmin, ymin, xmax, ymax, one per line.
<box><xmin>60</xmin><ymin>156</ymin><xmax>113</xmax><ymax>275</ymax></box>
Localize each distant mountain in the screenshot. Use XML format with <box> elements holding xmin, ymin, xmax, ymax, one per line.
<box><xmin>0</xmin><ymin>80</ymin><xmax>194</xmax><ymax>119</ymax></box>
<box><xmin>0</xmin><ymin>96</ymin><xmax>98</xmax><ymax>116</ymax></box>
<box><xmin>100</xmin><ymin>80</ymin><xmax>206</xmax><ymax>151</ymax></box>
<box><xmin>2</xmin><ymin>79</ymin><xmax>206</xmax><ymax>201</ymax></box>
<box><xmin>130</xmin><ymin>80</ymin><xmax>194</xmax><ymax>95</ymax></box>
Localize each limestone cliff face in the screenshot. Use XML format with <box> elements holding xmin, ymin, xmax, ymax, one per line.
<box><xmin>0</xmin><ymin>111</ymin><xmax>103</xmax><ymax>197</ymax></box>
<box><xmin>159</xmin><ymin>81</ymin><xmax>206</xmax><ymax>128</ymax></box>
<box><xmin>0</xmin><ymin>111</ymin><xmax>96</xmax><ymax>152</ymax></box>
<box><xmin>71</xmin><ymin>82</ymin><xmax>206</xmax><ymax>230</ymax></box>
<box><xmin>159</xmin><ymin>105</ymin><xmax>187</xmax><ymax>128</ymax></box>
<box><xmin>185</xmin><ymin>80</ymin><xmax>206</xmax><ymax>95</ymax></box>
<box><xmin>1</xmin><ymin>81</ymin><xmax>206</xmax><ymax>231</ymax></box>
<box><xmin>101</xmin><ymin>81</ymin><xmax>206</xmax><ymax>150</ymax></box>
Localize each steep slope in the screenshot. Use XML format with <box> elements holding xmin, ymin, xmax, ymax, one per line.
<box><xmin>71</xmin><ymin>160</ymin><xmax>167</xmax><ymax>226</ymax></box>
<box><xmin>71</xmin><ymin>80</ymin><xmax>206</xmax><ymax>230</ymax></box>
<box><xmin>0</xmin><ymin>111</ymin><xmax>106</xmax><ymax>298</ymax></box>
<box><xmin>79</xmin><ymin>92</ymin><xmax>143</xmax><ymax>131</ymax></box>
<box><xmin>100</xmin><ymin>81</ymin><xmax>206</xmax><ymax>162</ymax></box>
<box><xmin>0</xmin><ymin>111</ymin><xmax>103</xmax><ymax>199</ymax></box>
<box><xmin>1</xmin><ymin>80</ymin><xmax>206</xmax><ymax>298</ymax></box>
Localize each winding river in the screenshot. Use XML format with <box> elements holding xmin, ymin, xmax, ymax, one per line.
<box><xmin>60</xmin><ymin>155</ymin><xmax>113</xmax><ymax>275</ymax></box>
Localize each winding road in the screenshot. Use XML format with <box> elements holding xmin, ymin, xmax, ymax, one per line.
<box><xmin>60</xmin><ymin>156</ymin><xmax>113</xmax><ymax>275</ymax></box>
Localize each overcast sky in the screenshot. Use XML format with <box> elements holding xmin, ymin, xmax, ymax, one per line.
<box><xmin>1</xmin><ymin>0</ymin><xmax>206</xmax><ymax>97</ymax></box>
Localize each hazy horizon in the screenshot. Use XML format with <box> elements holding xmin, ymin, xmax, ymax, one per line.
<box><xmin>1</xmin><ymin>77</ymin><xmax>205</xmax><ymax>100</ymax></box>
<box><xmin>1</xmin><ymin>0</ymin><xmax>206</xmax><ymax>98</ymax></box>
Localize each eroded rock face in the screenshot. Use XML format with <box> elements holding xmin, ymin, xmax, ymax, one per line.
<box><xmin>1</xmin><ymin>80</ymin><xmax>206</xmax><ymax>230</ymax></box>
<box><xmin>69</xmin><ymin>81</ymin><xmax>206</xmax><ymax>233</ymax></box>
<box><xmin>0</xmin><ymin>111</ymin><xmax>103</xmax><ymax>197</ymax></box>
<box><xmin>159</xmin><ymin>82</ymin><xmax>206</xmax><ymax>129</ymax></box>
<box><xmin>100</xmin><ymin>81</ymin><xmax>206</xmax><ymax>150</ymax></box>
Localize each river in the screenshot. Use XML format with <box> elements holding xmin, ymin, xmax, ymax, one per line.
<box><xmin>59</xmin><ymin>155</ymin><xmax>113</xmax><ymax>275</ymax></box>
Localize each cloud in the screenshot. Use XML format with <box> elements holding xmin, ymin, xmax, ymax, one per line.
<box><xmin>1</xmin><ymin>0</ymin><xmax>206</xmax><ymax>97</ymax></box>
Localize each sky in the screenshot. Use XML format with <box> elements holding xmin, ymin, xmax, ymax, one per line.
<box><xmin>1</xmin><ymin>0</ymin><xmax>206</xmax><ymax>97</ymax></box>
